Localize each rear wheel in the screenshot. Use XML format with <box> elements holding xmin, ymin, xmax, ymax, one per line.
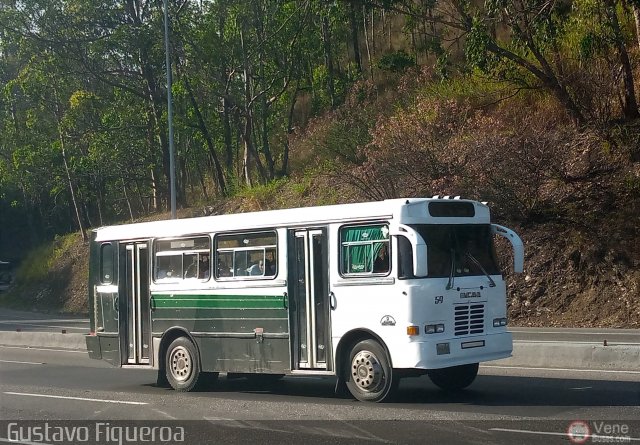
<box><xmin>428</xmin><ymin>363</ymin><xmax>479</xmax><ymax>391</ymax></box>
<box><xmin>165</xmin><ymin>337</ymin><xmax>204</xmax><ymax>392</ymax></box>
<box><xmin>345</xmin><ymin>339</ymin><xmax>395</xmax><ymax>402</ymax></box>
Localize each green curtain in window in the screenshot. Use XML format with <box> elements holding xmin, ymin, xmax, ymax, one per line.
<box><xmin>341</xmin><ymin>226</ymin><xmax>388</xmax><ymax>273</ymax></box>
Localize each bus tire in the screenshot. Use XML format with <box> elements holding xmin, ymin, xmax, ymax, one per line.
<box><xmin>165</xmin><ymin>337</ymin><xmax>202</xmax><ymax>392</ymax></box>
<box><xmin>345</xmin><ymin>339</ymin><xmax>395</xmax><ymax>402</ymax></box>
<box><xmin>428</xmin><ymin>363</ymin><xmax>479</xmax><ymax>392</ymax></box>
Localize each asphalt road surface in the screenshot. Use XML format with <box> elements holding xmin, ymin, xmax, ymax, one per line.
<box><xmin>0</xmin><ymin>345</ymin><xmax>639</xmax><ymax>444</ymax></box>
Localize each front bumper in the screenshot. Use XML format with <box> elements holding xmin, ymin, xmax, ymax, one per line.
<box><xmin>391</xmin><ymin>331</ymin><xmax>513</xmax><ymax>369</ymax></box>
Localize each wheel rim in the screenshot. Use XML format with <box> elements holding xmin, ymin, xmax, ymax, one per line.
<box><xmin>169</xmin><ymin>345</ymin><xmax>192</xmax><ymax>382</ymax></box>
<box><xmin>351</xmin><ymin>350</ymin><xmax>384</xmax><ymax>392</ymax></box>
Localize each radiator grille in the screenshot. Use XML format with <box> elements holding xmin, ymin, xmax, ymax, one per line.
<box><xmin>454</xmin><ymin>304</ymin><xmax>485</xmax><ymax>336</ymax></box>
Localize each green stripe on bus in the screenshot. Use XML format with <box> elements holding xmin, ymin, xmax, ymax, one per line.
<box><xmin>152</xmin><ymin>294</ymin><xmax>285</xmax><ymax>310</ymax></box>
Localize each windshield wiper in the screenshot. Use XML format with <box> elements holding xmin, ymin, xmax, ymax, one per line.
<box><xmin>465</xmin><ymin>252</ymin><xmax>496</xmax><ymax>288</ymax></box>
<box><xmin>446</xmin><ymin>249</ymin><xmax>455</xmax><ymax>290</ymax></box>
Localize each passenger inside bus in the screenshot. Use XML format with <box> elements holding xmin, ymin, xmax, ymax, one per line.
<box><xmin>264</xmin><ymin>250</ymin><xmax>276</xmax><ymax>276</ymax></box>
<box><xmin>247</xmin><ymin>261</ymin><xmax>263</xmax><ymax>275</ymax></box>
<box><xmin>198</xmin><ymin>254</ymin><xmax>210</xmax><ymax>279</ymax></box>
<box><xmin>373</xmin><ymin>244</ymin><xmax>390</xmax><ymax>273</ymax></box>
<box><xmin>184</xmin><ymin>256</ymin><xmax>198</xmax><ymax>279</ymax></box>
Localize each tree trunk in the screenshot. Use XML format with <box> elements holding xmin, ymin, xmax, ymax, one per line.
<box><xmin>54</xmin><ymin>98</ymin><xmax>87</xmax><ymax>242</ymax></box>
<box><xmin>363</xmin><ymin>4</ymin><xmax>372</xmax><ymax>78</ymax></box>
<box><xmin>633</xmin><ymin>2</ymin><xmax>640</xmax><ymax>51</ymax></box>
<box><xmin>279</xmin><ymin>81</ymin><xmax>300</xmax><ymax>178</ymax></box>
<box><xmin>218</xmin><ymin>6</ymin><xmax>234</xmax><ymax>172</ymax></box>
<box><xmin>181</xmin><ymin>70</ymin><xmax>228</xmax><ymax>196</ymax></box>
<box><xmin>239</xmin><ymin>22</ymin><xmax>267</xmax><ymax>186</ymax></box>
<box><xmin>605</xmin><ymin>0</ymin><xmax>639</xmax><ymax>119</ymax></box>
<box><xmin>122</xmin><ymin>177</ymin><xmax>134</xmax><ymax>222</ymax></box>
<box><xmin>349</xmin><ymin>0</ymin><xmax>362</xmax><ymax>73</ymax></box>
<box><xmin>261</xmin><ymin>96</ymin><xmax>275</xmax><ymax>179</ymax></box>
<box><xmin>321</xmin><ymin>14</ymin><xmax>337</xmax><ymax>108</ymax></box>
<box><xmin>194</xmin><ymin>161</ymin><xmax>209</xmax><ymax>202</ymax></box>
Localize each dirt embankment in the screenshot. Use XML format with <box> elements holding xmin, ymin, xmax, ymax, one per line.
<box><xmin>508</xmin><ymin>225</ymin><xmax>640</xmax><ymax>328</ymax></box>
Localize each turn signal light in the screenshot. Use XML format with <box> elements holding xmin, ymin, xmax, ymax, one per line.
<box><xmin>406</xmin><ymin>325</ymin><xmax>419</xmax><ymax>336</ymax></box>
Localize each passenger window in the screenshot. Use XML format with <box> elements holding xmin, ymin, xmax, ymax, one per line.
<box><xmin>340</xmin><ymin>224</ymin><xmax>390</xmax><ymax>276</ymax></box>
<box><xmin>154</xmin><ymin>236</ymin><xmax>211</xmax><ymax>282</ymax></box>
<box><xmin>100</xmin><ymin>243</ymin><xmax>114</xmax><ymax>284</ymax></box>
<box><xmin>215</xmin><ymin>231</ymin><xmax>277</xmax><ymax>279</ymax></box>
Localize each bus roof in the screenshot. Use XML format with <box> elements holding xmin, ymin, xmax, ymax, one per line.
<box><xmin>93</xmin><ymin>197</ymin><xmax>490</xmax><ymax>242</ymax></box>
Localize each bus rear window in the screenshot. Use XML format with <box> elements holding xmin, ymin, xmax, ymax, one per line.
<box><xmin>100</xmin><ymin>243</ymin><xmax>114</xmax><ymax>284</ymax></box>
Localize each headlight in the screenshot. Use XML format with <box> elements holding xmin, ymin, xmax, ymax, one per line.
<box><xmin>493</xmin><ymin>317</ymin><xmax>508</xmax><ymax>327</ymax></box>
<box><xmin>425</xmin><ymin>323</ymin><xmax>445</xmax><ymax>334</ymax></box>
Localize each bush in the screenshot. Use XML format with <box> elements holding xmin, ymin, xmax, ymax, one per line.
<box><xmin>376</xmin><ymin>50</ymin><xmax>416</xmax><ymax>73</ymax></box>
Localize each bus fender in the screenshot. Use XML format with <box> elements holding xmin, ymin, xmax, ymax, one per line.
<box><xmin>157</xmin><ymin>327</ymin><xmax>202</xmax><ymax>371</ymax></box>
<box><xmin>333</xmin><ymin>328</ymin><xmax>393</xmax><ymax>395</ymax></box>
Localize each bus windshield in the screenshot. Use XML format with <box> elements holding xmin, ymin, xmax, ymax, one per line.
<box><xmin>411</xmin><ymin>224</ymin><xmax>501</xmax><ymax>279</ymax></box>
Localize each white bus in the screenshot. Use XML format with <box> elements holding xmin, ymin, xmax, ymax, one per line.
<box><xmin>85</xmin><ymin>197</ymin><xmax>523</xmax><ymax>402</ymax></box>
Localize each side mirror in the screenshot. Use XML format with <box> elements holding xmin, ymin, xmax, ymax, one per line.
<box><xmin>390</xmin><ymin>224</ymin><xmax>428</xmax><ymax>277</ymax></box>
<box><xmin>491</xmin><ymin>224</ymin><xmax>524</xmax><ymax>273</ymax></box>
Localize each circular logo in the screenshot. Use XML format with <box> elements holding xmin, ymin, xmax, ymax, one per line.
<box><xmin>567</xmin><ymin>420</ymin><xmax>591</xmax><ymax>444</ymax></box>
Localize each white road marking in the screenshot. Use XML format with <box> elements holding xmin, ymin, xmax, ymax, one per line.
<box><xmin>481</xmin><ymin>365</ymin><xmax>640</xmax><ymax>374</ymax></box>
<box><xmin>153</xmin><ymin>409</ymin><xmax>177</xmax><ymax>420</ymax></box>
<box><xmin>0</xmin><ymin>345</ymin><xmax>85</xmax><ymax>353</ymax></box>
<box><xmin>3</xmin><ymin>392</ymin><xmax>147</xmax><ymax>405</ymax></box>
<box><xmin>490</xmin><ymin>427</ymin><xmax>640</xmax><ymax>441</ymax></box>
<box><xmin>0</xmin><ymin>359</ymin><xmax>44</xmax><ymax>365</ymax></box>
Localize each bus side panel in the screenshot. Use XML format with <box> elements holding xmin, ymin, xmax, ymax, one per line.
<box><xmin>86</xmin><ymin>232</ymin><xmax>121</xmax><ymax>366</ymax></box>
<box><xmin>87</xmin><ymin>233</ymin><xmax>99</xmax><ymax>334</ymax></box>
<box><xmin>152</xmin><ymin>292</ymin><xmax>290</xmax><ymax>373</ymax></box>
<box><xmin>196</xmin><ymin>337</ymin><xmax>290</xmax><ymax>373</ymax></box>
<box><xmin>87</xmin><ymin>236</ymin><xmax>122</xmax><ymax>366</ymax></box>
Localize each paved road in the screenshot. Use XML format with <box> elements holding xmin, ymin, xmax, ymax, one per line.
<box><xmin>0</xmin><ymin>345</ymin><xmax>639</xmax><ymax>444</ymax></box>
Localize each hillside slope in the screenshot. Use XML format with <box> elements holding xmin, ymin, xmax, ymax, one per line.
<box><xmin>1</xmin><ymin>184</ymin><xmax>638</xmax><ymax>329</ymax></box>
<box><xmin>1</xmin><ymin>76</ymin><xmax>639</xmax><ymax>328</ymax></box>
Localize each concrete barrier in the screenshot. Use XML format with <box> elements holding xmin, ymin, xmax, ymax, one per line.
<box><xmin>494</xmin><ymin>341</ymin><xmax>640</xmax><ymax>371</ymax></box>
<box><xmin>0</xmin><ymin>331</ymin><xmax>85</xmax><ymax>351</ymax></box>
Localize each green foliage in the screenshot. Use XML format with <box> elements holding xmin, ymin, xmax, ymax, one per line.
<box><xmin>464</xmin><ymin>18</ymin><xmax>495</xmax><ymax>73</ymax></box>
<box><xmin>1</xmin><ymin>0</ymin><xmax>639</xmax><ymax>262</ymax></box>
<box><xmin>12</xmin><ymin>234</ymin><xmax>79</xmax><ymax>283</ymax></box>
<box><xmin>376</xmin><ymin>50</ymin><xmax>416</xmax><ymax>73</ymax></box>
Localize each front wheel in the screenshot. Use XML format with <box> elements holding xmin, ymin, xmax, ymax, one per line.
<box><xmin>165</xmin><ymin>337</ymin><xmax>203</xmax><ymax>392</ymax></box>
<box><xmin>345</xmin><ymin>339</ymin><xmax>395</xmax><ymax>402</ymax></box>
<box><xmin>428</xmin><ymin>363</ymin><xmax>479</xmax><ymax>391</ymax></box>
